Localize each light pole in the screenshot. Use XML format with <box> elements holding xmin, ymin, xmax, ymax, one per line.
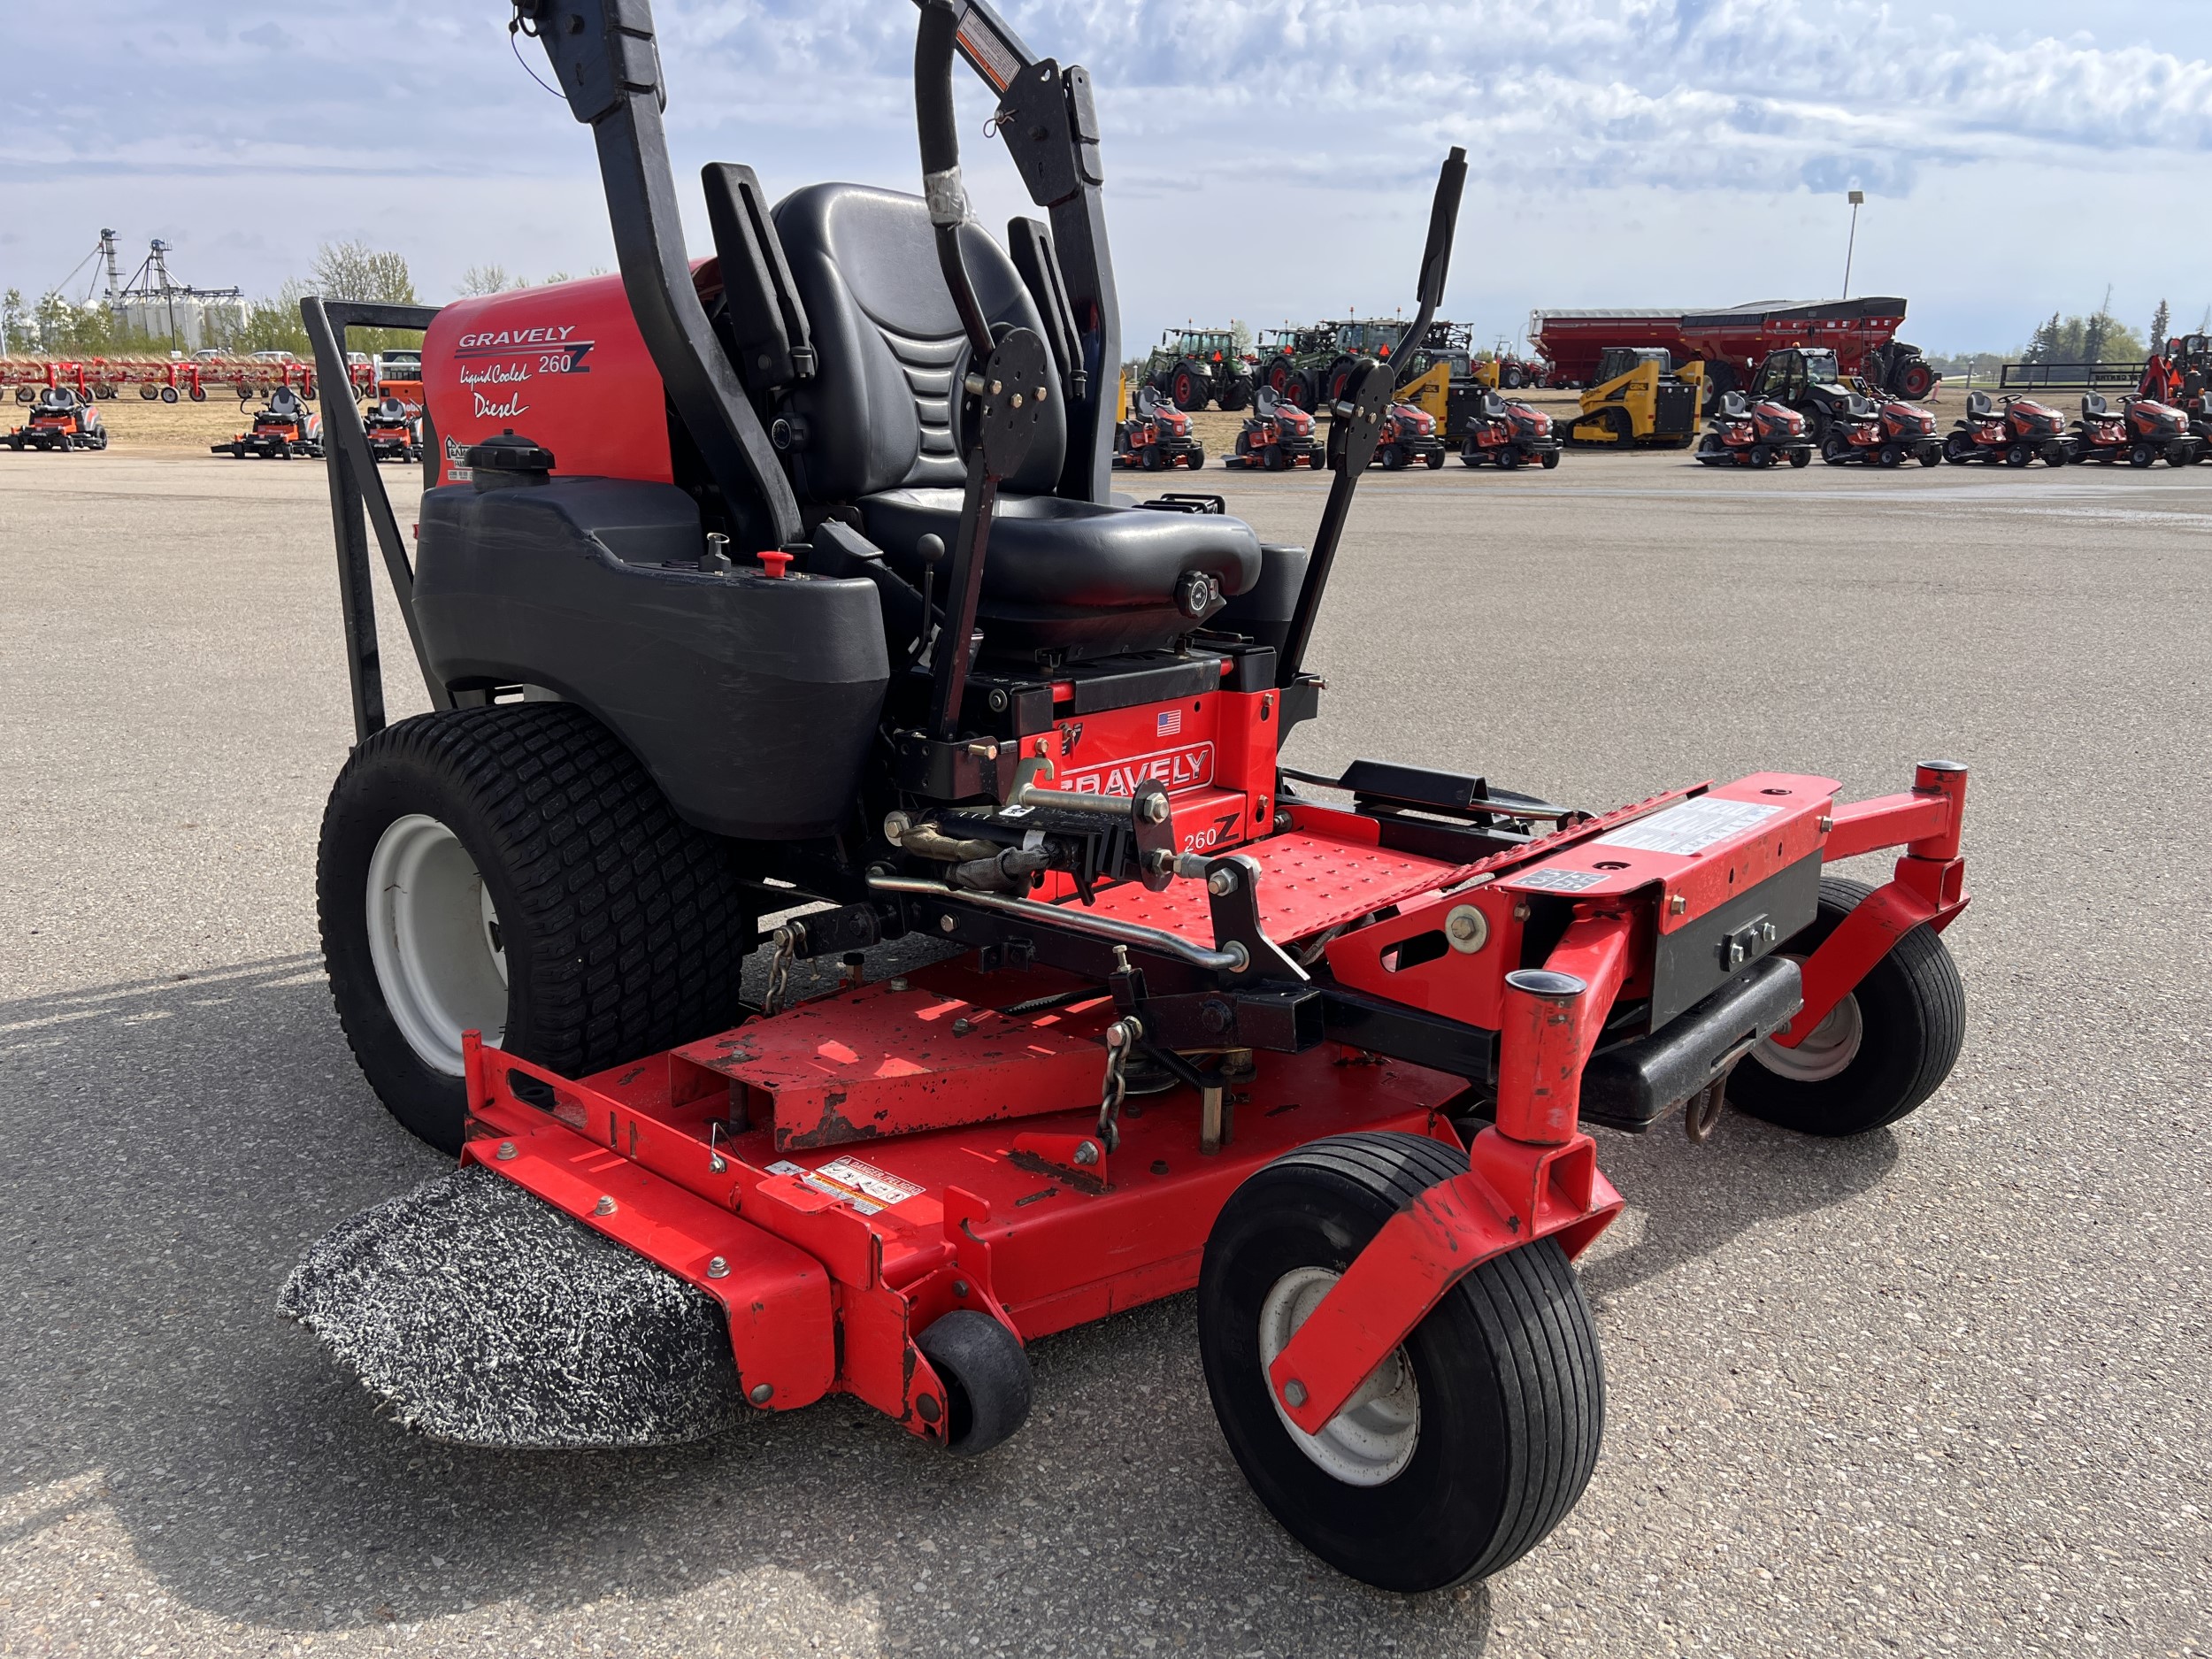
<box><xmin>1842</xmin><ymin>190</ymin><xmax>1865</xmax><ymax>300</ymax></box>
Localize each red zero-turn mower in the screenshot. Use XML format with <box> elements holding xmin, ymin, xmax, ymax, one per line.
<box><xmin>2069</xmin><ymin>393</ymin><xmax>2201</xmax><ymax>468</ymax></box>
<box><xmin>362</xmin><ymin>396</ymin><xmax>422</xmax><ymax>465</ymax></box>
<box><xmin>285</xmin><ymin>0</ymin><xmax>1974</xmax><ymax>1595</ymax></box>
<box><xmin>5</xmin><ymin>385</ymin><xmax>108</xmax><ymax>451</ymax></box>
<box><xmin>212</xmin><ymin>386</ymin><xmax>324</xmax><ymax>459</ymax></box>
<box><xmin>1457</xmin><ymin>390</ymin><xmax>1561</xmax><ymax>470</ymax></box>
<box><xmin>1695</xmin><ymin>390</ymin><xmax>1814</xmax><ymax>467</ymax></box>
<box><xmin>1225</xmin><ymin>385</ymin><xmax>1321</xmax><ymax>470</ymax></box>
<box><xmin>1114</xmin><ymin>382</ymin><xmax>1205</xmax><ymax>471</ymax></box>
<box><xmin>1944</xmin><ymin>390</ymin><xmax>2071</xmax><ymax>467</ymax></box>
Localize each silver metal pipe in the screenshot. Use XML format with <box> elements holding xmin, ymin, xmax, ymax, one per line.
<box><xmin>868</xmin><ymin>875</ymin><xmax>1248</xmax><ymax>973</ymax></box>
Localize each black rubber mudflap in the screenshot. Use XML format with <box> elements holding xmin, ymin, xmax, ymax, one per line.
<box><xmin>279</xmin><ymin>1166</ymin><xmax>741</xmax><ymax>1448</ymax></box>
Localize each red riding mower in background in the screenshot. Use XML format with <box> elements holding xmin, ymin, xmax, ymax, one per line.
<box><xmin>4</xmin><ymin>385</ymin><xmax>108</xmax><ymax>451</ymax></box>
<box><xmin>1695</xmin><ymin>390</ymin><xmax>1813</xmax><ymax>467</ymax></box>
<box><xmin>1114</xmin><ymin>382</ymin><xmax>1204</xmax><ymax>471</ymax></box>
<box><xmin>1371</xmin><ymin>400</ymin><xmax>1445</xmax><ymax>469</ymax></box>
<box><xmin>1818</xmin><ymin>391</ymin><xmax>1941</xmax><ymax>467</ymax></box>
<box><xmin>1457</xmin><ymin>389</ymin><xmax>1561</xmax><ymax>470</ymax></box>
<box><xmin>2069</xmin><ymin>393</ymin><xmax>2200</xmax><ymax>468</ymax></box>
<box><xmin>1943</xmin><ymin>390</ymin><xmax>2070</xmax><ymax>467</ymax></box>
<box><xmin>213</xmin><ymin>386</ymin><xmax>324</xmax><ymax>460</ymax></box>
<box><xmin>285</xmin><ymin>0</ymin><xmax>1977</xmax><ymax>1599</ymax></box>
<box><xmin>1224</xmin><ymin>384</ymin><xmax>1320</xmax><ymax>470</ymax></box>
<box><xmin>362</xmin><ymin>396</ymin><xmax>422</xmax><ymax>465</ymax></box>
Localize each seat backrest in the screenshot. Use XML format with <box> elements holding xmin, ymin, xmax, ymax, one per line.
<box><xmin>269</xmin><ymin>388</ymin><xmax>301</xmax><ymax>416</ymax></box>
<box><xmin>2083</xmin><ymin>393</ymin><xmax>2108</xmax><ymax>417</ymax></box>
<box><xmin>772</xmin><ymin>182</ymin><xmax>1066</xmax><ymax>502</ymax></box>
<box><xmin>1967</xmin><ymin>389</ymin><xmax>1993</xmax><ymax>418</ymax></box>
<box><xmin>1253</xmin><ymin>384</ymin><xmax>1279</xmax><ymax>417</ymax></box>
<box><xmin>1133</xmin><ymin>383</ymin><xmax>1163</xmax><ymax>417</ymax></box>
<box><xmin>1722</xmin><ymin>391</ymin><xmax>1747</xmax><ymax>417</ymax></box>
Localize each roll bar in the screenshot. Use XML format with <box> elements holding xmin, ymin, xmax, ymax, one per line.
<box><xmin>516</xmin><ymin>0</ymin><xmax>803</xmax><ymax>548</ymax></box>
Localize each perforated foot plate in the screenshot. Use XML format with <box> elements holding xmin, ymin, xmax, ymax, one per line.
<box><xmin>280</xmin><ymin>1165</ymin><xmax>741</xmax><ymax>1448</ymax></box>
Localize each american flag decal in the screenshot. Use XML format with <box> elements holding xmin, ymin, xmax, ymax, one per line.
<box><xmin>1156</xmin><ymin>709</ymin><xmax>1183</xmax><ymax>735</ymax></box>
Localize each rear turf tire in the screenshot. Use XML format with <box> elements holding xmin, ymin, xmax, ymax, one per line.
<box><xmin>1727</xmin><ymin>877</ymin><xmax>1965</xmax><ymax>1138</ymax></box>
<box><xmin>317</xmin><ymin>703</ymin><xmax>755</xmax><ymax>1153</ymax></box>
<box><xmin>1200</xmin><ymin>1132</ymin><xmax>1603</xmax><ymax>1593</ymax></box>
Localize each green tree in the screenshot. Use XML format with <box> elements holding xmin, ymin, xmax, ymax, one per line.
<box><xmin>457</xmin><ymin>264</ymin><xmax>525</xmax><ymax>296</ymax></box>
<box><xmin>307</xmin><ymin>241</ymin><xmax>421</xmax><ymax>354</ymax></box>
<box><xmin>0</xmin><ymin>288</ymin><xmax>26</xmax><ymax>355</ymax></box>
<box><xmin>2149</xmin><ymin>298</ymin><xmax>2171</xmax><ymax>354</ymax></box>
<box><xmin>1229</xmin><ymin>319</ymin><xmax>1253</xmax><ymax>359</ymax></box>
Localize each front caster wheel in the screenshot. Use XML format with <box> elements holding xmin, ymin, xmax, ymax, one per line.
<box><xmin>1728</xmin><ymin>876</ymin><xmax>1965</xmax><ymax>1137</ymax></box>
<box><xmin>917</xmin><ymin>1310</ymin><xmax>1033</xmax><ymax>1455</ymax></box>
<box><xmin>1200</xmin><ymin>1132</ymin><xmax>1603</xmax><ymax>1593</ymax></box>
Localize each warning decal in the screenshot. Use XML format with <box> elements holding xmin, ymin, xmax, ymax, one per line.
<box><xmin>766</xmin><ymin>1156</ymin><xmax>924</xmax><ymax>1216</ymax></box>
<box><xmin>1513</xmin><ymin>866</ymin><xmax>1606</xmax><ymax>892</ymax></box>
<box><xmin>1594</xmin><ymin>797</ymin><xmax>1781</xmax><ymax>856</ymax></box>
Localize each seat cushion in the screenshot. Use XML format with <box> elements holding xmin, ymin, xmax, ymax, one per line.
<box><xmin>859</xmin><ymin>488</ymin><xmax>1263</xmax><ymax>661</ymax></box>
<box><xmin>773</xmin><ymin>182</ymin><xmax>1065</xmax><ymax>503</ymax></box>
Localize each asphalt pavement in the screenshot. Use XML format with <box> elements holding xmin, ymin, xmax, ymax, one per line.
<box><xmin>2</xmin><ymin>449</ymin><xmax>2207</xmax><ymax>1658</ymax></box>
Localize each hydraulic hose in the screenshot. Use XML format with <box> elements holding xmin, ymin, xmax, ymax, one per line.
<box><xmin>916</xmin><ymin>0</ymin><xmax>996</xmax><ymax>359</ymax></box>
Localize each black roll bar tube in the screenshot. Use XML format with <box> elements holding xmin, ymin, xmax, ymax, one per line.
<box><xmin>302</xmin><ymin>296</ymin><xmax>446</xmax><ymax>741</ymax></box>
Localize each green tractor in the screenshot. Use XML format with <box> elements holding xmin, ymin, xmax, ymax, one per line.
<box><xmin>1141</xmin><ymin>326</ymin><xmax>1255</xmax><ymax>411</ymax></box>
<box><xmin>1256</xmin><ymin>319</ymin><xmax>1471</xmax><ymax>411</ymax></box>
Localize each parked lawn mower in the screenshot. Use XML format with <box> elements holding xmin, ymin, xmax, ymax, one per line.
<box><xmin>288</xmin><ymin>0</ymin><xmax>1974</xmax><ymax>1598</ymax></box>
<box><xmin>1455</xmin><ymin>388</ymin><xmax>1561</xmax><ymax>469</ymax></box>
<box><xmin>362</xmin><ymin>396</ymin><xmax>422</xmax><ymax>465</ymax></box>
<box><xmin>1696</xmin><ymin>390</ymin><xmax>1814</xmax><ymax>467</ymax></box>
<box><xmin>2069</xmin><ymin>393</ymin><xmax>2200</xmax><ymax>468</ymax></box>
<box><xmin>213</xmin><ymin>386</ymin><xmax>324</xmax><ymax>460</ymax></box>
<box><xmin>1371</xmin><ymin>399</ymin><xmax>1446</xmax><ymax>469</ymax></box>
<box><xmin>1223</xmin><ymin>385</ymin><xmax>1320</xmax><ymax>470</ymax></box>
<box><xmin>4</xmin><ymin>385</ymin><xmax>107</xmax><ymax>451</ymax></box>
<box><xmin>1113</xmin><ymin>381</ymin><xmax>1205</xmax><ymax>470</ymax></box>
<box><xmin>1816</xmin><ymin>396</ymin><xmax>1942</xmax><ymax>467</ymax></box>
<box><xmin>1943</xmin><ymin>391</ymin><xmax>2070</xmax><ymax>467</ymax></box>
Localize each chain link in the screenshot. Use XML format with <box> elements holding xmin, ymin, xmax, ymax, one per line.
<box><xmin>761</xmin><ymin>924</ymin><xmax>797</xmax><ymax>1018</ymax></box>
<box><xmin>1095</xmin><ymin>1017</ymin><xmax>1141</xmax><ymax>1153</ymax></box>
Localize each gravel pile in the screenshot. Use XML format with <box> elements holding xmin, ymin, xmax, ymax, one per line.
<box><xmin>280</xmin><ymin>1165</ymin><xmax>741</xmax><ymax>1448</ymax></box>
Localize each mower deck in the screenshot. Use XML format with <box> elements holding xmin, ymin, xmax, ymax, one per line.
<box><xmin>465</xmin><ymin>995</ymin><xmax>1467</xmax><ymax>1428</ymax></box>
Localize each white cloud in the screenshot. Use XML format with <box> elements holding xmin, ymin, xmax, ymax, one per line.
<box><xmin>4</xmin><ymin>2</ymin><xmax>2212</xmax><ymax>352</ymax></box>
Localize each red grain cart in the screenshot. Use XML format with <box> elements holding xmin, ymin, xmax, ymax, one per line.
<box><xmin>1534</xmin><ymin>299</ymin><xmax>1932</xmax><ymax>398</ymax></box>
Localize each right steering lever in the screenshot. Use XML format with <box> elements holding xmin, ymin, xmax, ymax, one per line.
<box><xmin>1277</xmin><ymin>147</ymin><xmax>1469</xmax><ymax>688</ymax></box>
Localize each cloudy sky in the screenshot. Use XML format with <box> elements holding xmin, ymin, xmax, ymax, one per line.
<box><xmin>6</xmin><ymin>2</ymin><xmax>2211</xmax><ymax>357</ymax></box>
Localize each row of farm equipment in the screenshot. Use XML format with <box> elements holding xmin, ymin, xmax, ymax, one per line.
<box><xmin>1135</xmin><ymin>298</ymin><xmax>1938</xmax><ymax>414</ymax></box>
<box><xmin>1110</xmin><ymin>339</ymin><xmax>2212</xmax><ymax>474</ymax></box>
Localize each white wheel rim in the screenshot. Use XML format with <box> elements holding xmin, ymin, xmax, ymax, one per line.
<box><xmin>1753</xmin><ymin>956</ymin><xmax>1863</xmax><ymax>1084</ymax></box>
<box><xmin>1258</xmin><ymin>1266</ymin><xmax>1420</xmax><ymax>1486</ymax></box>
<box><xmin>365</xmin><ymin>814</ymin><xmax>507</xmax><ymax>1076</ymax></box>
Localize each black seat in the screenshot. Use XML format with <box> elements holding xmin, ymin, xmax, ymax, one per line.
<box><xmin>2082</xmin><ymin>393</ymin><xmax>2108</xmax><ymax>418</ymax></box>
<box><xmin>268</xmin><ymin>388</ymin><xmax>303</xmax><ymax>419</ymax></box>
<box><xmin>1252</xmin><ymin>384</ymin><xmax>1279</xmax><ymax>418</ymax></box>
<box><xmin>767</xmin><ymin>182</ymin><xmax>1258</xmax><ymax>663</ymax></box>
<box><xmin>1966</xmin><ymin>390</ymin><xmax>1996</xmax><ymax>419</ymax></box>
<box><xmin>36</xmin><ymin>388</ymin><xmax>73</xmax><ymax>411</ymax></box>
<box><xmin>373</xmin><ymin>397</ymin><xmax>408</xmax><ymax>420</ymax></box>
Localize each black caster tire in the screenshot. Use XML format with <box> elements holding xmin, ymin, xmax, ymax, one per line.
<box><xmin>1425</xmin><ymin>449</ymin><xmax>1445</xmax><ymax>469</ymax></box>
<box><xmin>1788</xmin><ymin>447</ymin><xmax>1812</xmax><ymax>467</ymax></box>
<box><xmin>1494</xmin><ymin>447</ymin><xmax>1520</xmax><ymax>470</ymax></box>
<box><xmin>1200</xmin><ymin>1132</ymin><xmax>1602</xmax><ymax>1593</ymax></box>
<box><xmin>317</xmin><ymin>703</ymin><xmax>755</xmax><ymax>1153</ymax></box>
<box><xmin>1379</xmin><ymin>444</ymin><xmax>1408</xmax><ymax>471</ymax></box>
<box><xmin>1728</xmin><ymin>877</ymin><xmax>1965</xmax><ymax>1138</ymax></box>
<box><xmin>917</xmin><ymin>1310</ymin><xmax>1033</xmax><ymax>1455</ymax></box>
<box><xmin>1540</xmin><ymin>448</ymin><xmax>1560</xmax><ymax>468</ymax></box>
